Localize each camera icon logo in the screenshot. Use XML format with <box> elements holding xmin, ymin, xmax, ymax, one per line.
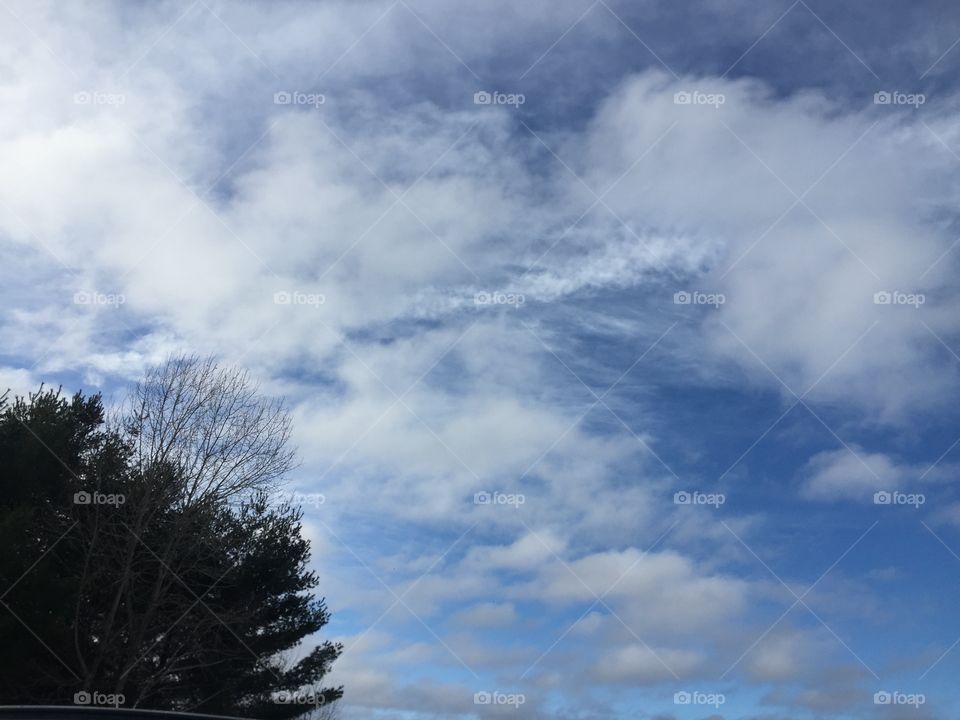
<box><xmin>874</xmin><ymin>691</ymin><xmax>892</xmax><ymax>704</ymax></box>
<box><xmin>474</xmin><ymin>91</ymin><xmax>492</xmax><ymax>105</ymax></box>
<box><xmin>274</xmin><ymin>91</ymin><xmax>292</xmax><ymax>105</ymax></box>
<box><xmin>873</xmin><ymin>91</ymin><xmax>892</xmax><ymax>105</ymax></box>
<box><xmin>674</xmin><ymin>491</ymin><xmax>691</xmax><ymax>505</ymax></box>
<box><xmin>873</xmin><ymin>291</ymin><xmax>892</xmax><ymax>305</ymax></box>
<box><xmin>74</xmin><ymin>491</ymin><xmax>92</xmax><ymax>505</ymax></box>
<box><xmin>674</xmin><ymin>91</ymin><xmax>692</xmax><ymax>105</ymax></box>
<box><xmin>673</xmin><ymin>291</ymin><xmax>691</xmax><ymax>304</ymax></box>
<box><xmin>474</xmin><ymin>491</ymin><xmax>492</xmax><ymax>505</ymax></box>
<box><xmin>73</xmin><ymin>692</ymin><xmax>91</xmax><ymax>705</ymax></box>
<box><xmin>474</xmin><ymin>691</ymin><xmax>491</xmax><ymax>704</ymax></box>
<box><xmin>874</xmin><ymin>491</ymin><xmax>891</xmax><ymax>505</ymax></box>
<box><xmin>273</xmin><ymin>291</ymin><xmax>292</xmax><ymax>305</ymax></box>
<box><xmin>673</xmin><ymin>691</ymin><xmax>691</xmax><ymax>704</ymax></box>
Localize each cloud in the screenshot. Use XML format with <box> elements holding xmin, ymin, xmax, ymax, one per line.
<box><xmin>3</xmin><ymin>2</ymin><xmax>959</xmax><ymax>719</ymax></box>
<box><xmin>800</xmin><ymin>447</ymin><xmax>915</xmax><ymax>501</ymax></box>
<box><xmin>464</xmin><ymin>531</ymin><xmax>567</xmax><ymax>572</ymax></box>
<box><xmin>593</xmin><ymin>644</ymin><xmax>705</xmax><ymax>684</ymax></box>
<box><xmin>929</xmin><ymin>501</ymin><xmax>960</xmax><ymax>529</ymax></box>
<box><xmin>449</xmin><ymin>602</ymin><xmax>517</xmax><ymax>627</ymax></box>
<box><xmin>568</xmin><ymin>72</ymin><xmax>960</xmax><ymax>422</ymax></box>
<box><xmin>0</xmin><ymin>366</ymin><xmax>40</xmax><ymax>398</ymax></box>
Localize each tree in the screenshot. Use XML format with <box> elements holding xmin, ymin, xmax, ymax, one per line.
<box><xmin>132</xmin><ymin>493</ymin><xmax>343</xmax><ymax>716</ymax></box>
<box><xmin>0</xmin><ymin>358</ymin><xmax>342</xmax><ymax>717</ymax></box>
<box><xmin>124</xmin><ymin>355</ymin><xmax>296</xmax><ymax>508</ymax></box>
<box><xmin>0</xmin><ymin>388</ymin><xmax>126</xmax><ymax>702</ymax></box>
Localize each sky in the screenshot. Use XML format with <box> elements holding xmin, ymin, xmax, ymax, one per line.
<box><xmin>2</xmin><ymin>1</ymin><xmax>960</xmax><ymax>718</ymax></box>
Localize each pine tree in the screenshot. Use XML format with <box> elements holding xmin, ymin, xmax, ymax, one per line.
<box><xmin>0</xmin><ymin>363</ymin><xmax>342</xmax><ymax>718</ymax></box>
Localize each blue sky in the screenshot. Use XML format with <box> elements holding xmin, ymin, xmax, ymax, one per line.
<box><xmin>2</xmin><ymin>1</ymin><xmax>960</xmax><ymax>718</ymax></box>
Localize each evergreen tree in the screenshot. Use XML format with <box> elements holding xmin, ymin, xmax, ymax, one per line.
<box><xmin>0</xmin><ymin>364</ymin><xmax>342</xmax><ymax>718</ymax></box>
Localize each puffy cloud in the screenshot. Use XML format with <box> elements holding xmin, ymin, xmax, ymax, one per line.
<box><xmin>801</xmin><ymin>447</ymin><xmax>914</xmax><ymax>501</ymax></box>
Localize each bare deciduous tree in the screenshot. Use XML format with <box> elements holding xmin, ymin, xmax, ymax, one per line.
<box><xmin>124</xmin><ymin>355</ymin><xmax>296</xmax><ymax>507</ymax></box>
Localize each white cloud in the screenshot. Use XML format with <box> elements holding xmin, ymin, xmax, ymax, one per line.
<box><xmin>801</xmin><ymin>447</ymin><xmax>916</xmax><ymax>501</ymax></box>
<box><xmin>450</xmin><ymin>602</ymin><xmax>517</xmax><ymax>627</ymax></box>
<box><xmin>0</xmin><ymin>366</ymin><xmax>40</xmax><ymax>398</ymax></box>
<box><xmin>464</xmin><ymin>531</ymin><xmax>567</xmax><ymax>572</ymax></box>
<box><xmin>593</xmin><ymin>644</ymin><xmax>705</xmax><ymax>684</ymax></box>
<box><xmin>1</xmin><ymin>4</ymin><xmax>956</xmax><ymax>719</ymax></box>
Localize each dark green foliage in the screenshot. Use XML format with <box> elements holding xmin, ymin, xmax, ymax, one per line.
<box><xmin>0</xmin><ymin>386</ymin><xmax>341</xmax><ymax>717</ymax></box>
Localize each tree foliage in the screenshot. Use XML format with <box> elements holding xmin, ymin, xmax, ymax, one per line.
<box><xmin>0</xmin><ymin>359</ymin><xmax>342</xmax><ymax>718</ymax></box>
